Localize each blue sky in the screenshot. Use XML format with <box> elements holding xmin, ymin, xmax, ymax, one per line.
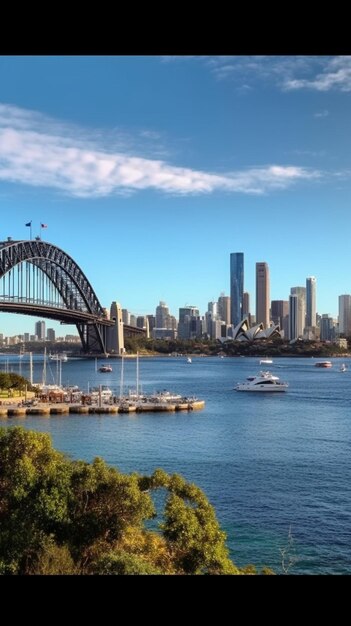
<box><xmin>0</xmin><ymin>55</ymin><xmax>350</xmax><ymax>336</ymax></box>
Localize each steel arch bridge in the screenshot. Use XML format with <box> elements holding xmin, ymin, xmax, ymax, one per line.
<box><xmin>0</xmin><ymin>239</ymin><xmax>122</xmax><ymax>354</ymax></box>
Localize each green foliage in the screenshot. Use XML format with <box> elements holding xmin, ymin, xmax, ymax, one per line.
<box><xmin>0</xmin><ymin>372</ymin><xmax>35</xmax><ymax>393</ymax></box>
<box><xmin>0</xmin><ymin>427</ymin><xmax>264</xmax><ymax>575</ymax></box>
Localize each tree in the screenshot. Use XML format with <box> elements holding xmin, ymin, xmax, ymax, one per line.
<box><xmin>0</xmin><ymin>427</ymin><xmax>265</xmax><ymax>575</ymax></box>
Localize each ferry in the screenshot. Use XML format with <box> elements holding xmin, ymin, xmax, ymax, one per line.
<box><xmin>314</xmin><ymin>361</ymin><xmax>332</xmax><ymax>368</ymax></box>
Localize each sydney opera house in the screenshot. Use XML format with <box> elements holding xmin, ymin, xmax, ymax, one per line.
<box><xmin>230</xmin><ymin>318</ymin><xmax>282</xmax><ymax>342</ymax></box>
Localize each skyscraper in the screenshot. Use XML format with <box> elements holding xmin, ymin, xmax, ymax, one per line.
<box><xmin>217</xmin><ymin>294</ymin><xmax>231</xmax><ymax>324</ymax></box>
<box><xmin>256</xmin><ymin>262</ymin><xmax>270</xmax><ymax>328</ymax></box>
<box><xmin>289</xmin><ymin>294</ymin><xmax>298</xmax><ymax>341</ymax></box>
<box><xmin>243</xmin><ymin>292</ymin><xmax>250</xmax><ymax>317</ymax></box>
<box><xmin>230</xmin><ymin>253</ymin><xmax>244</xmax><ymax>327</ymax></box>
<box><xmin>339</xmin><ymin>295</ymin><xmax>351</xmax><ymax>336</ymax></box>
<box><xmin>290</xmin><ymin>287</ymin><xmax>306</xmax><ymax>337</ymax></box>
<box><xmin>306</xmin><ymin>277</ymin><xmax>317</xmax><ymax>328</ymax></box>
<box><xmin>35</xmin><ymin>320</ymin><xmax>46</xmax><ymax>340</ymax></box>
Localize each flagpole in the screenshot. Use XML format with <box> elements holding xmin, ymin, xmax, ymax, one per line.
<box><xmin>39</xmin><ymin>223</ymin><xmax>41</xmax><ymax>240</ymax></box>
<box><xmin>30</xmin><ymin>223</ymin><xmax>32</xmax><ymax>240</ymax></box>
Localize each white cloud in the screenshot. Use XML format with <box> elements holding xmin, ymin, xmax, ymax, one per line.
<box><xmin>314</xmin><ymin>110</ymin><xmax>329</xmax><ymax>118</ymax></box>
<box><xmin>162</xmin><ymin>56</ymin><xmax>351</xmax><ymax>93</ymax></box>
<box><xmin>0</xmin><ymin>103</ymin><xmax>320</xmax><ymax>198</ymax></box>
<box><xmin>284</xmin><ymin>56</ymin><xmax>351</xmax><ymax>92</ymax></box>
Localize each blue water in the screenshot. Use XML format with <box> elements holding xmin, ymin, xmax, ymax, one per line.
<box><xmin>1</xmin><ymin>354</ymin><xmax>351</xmax><ymax>575</ymax></box>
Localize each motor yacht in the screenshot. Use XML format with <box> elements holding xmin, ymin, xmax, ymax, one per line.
<box><xmin>235</xmin><ymin>371</ymin><xmax>288</xmax><ymax>392</ymax></box>
<box><xmin>314</xmin><ymin>361</ymin><xmax>332</xmax><ymax>368</ymax></box>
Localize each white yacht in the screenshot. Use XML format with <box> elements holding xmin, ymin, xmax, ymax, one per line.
<box><xmin>340</xmin><ymin>363</ymin><xmax>347</xmax><ymax>372</ymax></box>
<box><xmin>259</xmin><ymin>358</ymin><xmax>273</xmax><ymax>365</ymax></box>
<box><xmin>235</xmin><ymin>371</ymin><xmax>288</xmax><ymax>392</ymax></box>
<box><xmin>187</xmin><ymin>357</ymin><xmax>192</xmax><ymax>364</ymax></box>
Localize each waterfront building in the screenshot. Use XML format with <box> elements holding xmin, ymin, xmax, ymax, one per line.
<box><xmin>320</xmin><ymin>314</ymin><xmax>335</xmax><ymax>341</ymax></box>
<box><xmin>256</xmin><ymin>262</ymin><xmax>270</xmax><ymax>328</ymax></box>
<box><xmin>230</xmin><ymin>253</ymin><xmax>244</xmax><ymax>327</ymax></box>
<box><xmin>339</xmin><ymin>295</ymin><xmax>351</xmax><ymax>336</ymax></box>
<box><xmin>306</xmin><ymin>276</ymin><xmax>317</xmax><ymax>328</ymax></box>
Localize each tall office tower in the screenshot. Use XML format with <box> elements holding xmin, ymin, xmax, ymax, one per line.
<box><xmin>290</xmin><ymin>287</ymin><xmax>306</xmax><ymax>337</ymax></box>
<box><xmin>256</xmin><ymin>262</ymin><xmax>270</xmax><ymax>328</ymax></box>
<box><xmin>217</xmin><ymin>293</ymin><xmax>231</xmax><ymax>324</ymax></box>
<box><xmin>35</xmin><ymin>320</ymin><xmax>46</xmax><ymax>340</ymax></box>
<box><xmin>289</xmin><ymin>294</ymin><xmax>298</xmax><ymax>341</ymax></box>
<box><xmin>271</xmin><ymin>300</ymin><xmax>289</xmax><ymax>328</ymax></box>
<box><xmin>47</xmin><ymin>328</ymin><xmax>55</xmax><ymax>341</ymax></box>
<box><xmin>106</xmin><ymin>301</ymin><xmax>124</xmax><ymax>354</ymax></box>
<box><xmin>136</xmin><ymin>316</ymin><xmax>146</xmax><ymax>329</ymax></box>
<box><xmin>207</xmin><ymin>301</ymin><xmax>218</xmax><ymax>319</ymax></box>
<box><xmin>338</xmin><ymin>295</ymin><xmax>351</xmax><ymax>336</ymax></box>
<box><xmin>129</xmin><ymin>315</ymin><xmax>137</xmax><ymax>327</ymax></box>
<box><xmin>122</xmin><ymin>309</ymin><xmax>130</xmax><ymax>325</ymax></box>
<box><xmin>24</xmin><ymin>333</ymin><xmax>30</xmax><ymax>343</ymax></box>
<box><xmin>230</xmin><ymin>252</ymin><xmax>244</xmax><ymax>327</ymax></box>
<box><xmin>155</xmin><ymin>301</ymin><xmax>170</xmax><ymax>328</ymax></box>
<box><xmin>320</xmin><ymin>314</ymin><xmax>335</xmax><ymax>341</ymax></box>
<box><xmin>178</xmin><ymin>306</ymin><xmax>200</xmax><ymax>339</ymax></box>
<box><xmin>243</xmin><ymin>292</ymin><xmax>250</xmax><ymax>317</ymax></box>
<box><xmin>306</xmin><ymin>277</ymin><xmax>317</xmax><ymax>328</ymax></box>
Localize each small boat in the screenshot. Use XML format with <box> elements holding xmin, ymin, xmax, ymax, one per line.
<box><xmin>99</xmin><ymin>364</ymin><xmax>113</xmax><ymax>373</ymax></box>
<box><xmin>187</xmin><ymin>357</ymin><xmax>192</xmax><ymax>364</ymax></box>
<box><xmin>314</xmin><ymin>361</ymin><xmax>332</xmax><ymax>368</ymax></box>
<box><xmin>340</xmin><ymin>363</ymin><xmax>347</xmax><ymax>372</ymax></box>
<box><xmin>49</xmin><ymin>352</ymin><xmax>68</xmax><ymax>362</ymax></box>
<box><xmin>259</xmin><ymin>358</ymin><xmax>273</xmax><ymax>365</ymax></box>
<box><xmin>235</xmin><ymin>371</ymin><xmax>288</xmax><ymax>392</ymax></box>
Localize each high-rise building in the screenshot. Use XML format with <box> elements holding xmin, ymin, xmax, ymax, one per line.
<box><xmin>271</xmin><ymin>300</ymin><xmax>289</xmax><ymax>328</ymax></box>
<box><xmin>290</xmin><ymin>287</ymin><xmax>306</xmax><ymax>337</ymax></box>
<box><xmin>230</xmin><ymin>253</ymin><xmax>244</xmax><ymax>327</ymax></box>
<box><xmin>122</xmin><ymin>309</ymin><xmax>130</xmax><ymax>325</ymax></box>
<box><xmin>155</xmin><ymin>301</ymin><xmax>170</xmax><ymax>328</ymax></box>
<box><xmin>289</xmin><ymin>294</ymin><xmax>298</xmax><ymax>341</ymax></box>
<box><xmin>35</xmin><ymin>320</ymin><xmax>46</xmax><ymax>340</ymax></box>
<box><xmin>339</xmin><ymin>295</ymin><xmax>351</xmax><ymax>336</ymax></box>
<box><xmin>217</xmin><ymin>293</ymin><xmax>231</xmax><ymax>324</ymax></box>
<box><xmin>243</xmin><ymin>292</ymin><xmax>250</xmax><ymax>317</ymax></box>
<box><xmin>47</xmin><ymin>328</ymin><xmax>56</xmax><ymax>341</ymax></box>
<box><xmin>256</xmin><ymin>262</ymin><xmax>270</xmax><ymax>328</ymax></box>
<box><xmin>320</xmin><ymin>314</ymin><xmax>335</xmax><ymax>341</ymax></box>
<box><xmin>178</xmin><ymin>306</ymin><xmax>200</xmax><ymax>339</ymax></box>
<box><xmin>306</xmin><ymin>277</ymin><xmax>317</xmax><ymax>328</ymax></box>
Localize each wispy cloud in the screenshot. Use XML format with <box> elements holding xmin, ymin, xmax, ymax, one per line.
<box><xmin>0</xmin><ymin>103</ymin><xmax>319</xmax><ymax>198</ymax></box>
<box><xmin>314</xmin><ymin>110</ymin><xmax>329</xmax><ymax>118</ymax></box>
<box><xmin>163</xmin><ymin>56</ymin><xmax>351</xmax><ymax>93</ymax></box>
<box><xmin>283</xmin><ymin>56</ymin><xmax>351</xmax><ymax>92</ymax></box>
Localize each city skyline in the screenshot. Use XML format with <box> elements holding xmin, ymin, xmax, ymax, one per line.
<box><xmin>1</xmin><ymin>56</ymin><xmax>351</xmax><ymax>334</ymax></box>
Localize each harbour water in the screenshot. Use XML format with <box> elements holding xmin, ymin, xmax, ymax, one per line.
<box><xmin>1</xmin><ymin>354</ymin><xmax>351</xmax><ymax>574</ymax></box>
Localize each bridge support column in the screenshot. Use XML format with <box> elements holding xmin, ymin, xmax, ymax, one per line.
<box><xmin>106</xmin><ymin>301</ymin><xmax>124</xmax><ymax>355</ymax></box>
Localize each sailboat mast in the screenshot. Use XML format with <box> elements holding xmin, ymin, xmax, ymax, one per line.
<box><xmin>136</xmin><ymin>351</ymin><xmax>139</xmax><ymax>398</ymax></box>
<box><xmin>42</xmin><ymin>347</ymin><xmax>47</xmax><ymax>386</ymax></box>
<box><xmin>119</xmin><ymin>354</ymin><xmax>124</xmax><ymax>399</ymax></box>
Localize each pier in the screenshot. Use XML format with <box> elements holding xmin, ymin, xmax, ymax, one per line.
<box><xmin>0</xmin><ymin>398</ymin><xmax>205</xmax><ymax>417</ymax></box>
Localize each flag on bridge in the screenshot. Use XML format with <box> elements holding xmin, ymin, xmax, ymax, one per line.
<box><xmin>41</xmin><ymin>223</ymin><xmax>48</xmax><ymax>228</ymax></box>
<box><xmin>25</xmin><ymin>221</ymin><xmax>32</xmax><ymax>227</ymax></box>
